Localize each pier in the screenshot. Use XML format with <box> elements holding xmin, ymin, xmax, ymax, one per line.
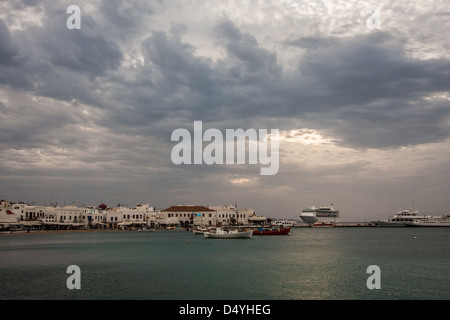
<box><xmin>295</xmin><ymin>222</ymin><xmax>376</xmax><ymax>228</ymax></box>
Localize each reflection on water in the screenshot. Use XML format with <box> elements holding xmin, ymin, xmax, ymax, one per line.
<box><xmin>0</xmin><ymin>228</ymin><xmax>449</xmax><ymax>299</ymax></box>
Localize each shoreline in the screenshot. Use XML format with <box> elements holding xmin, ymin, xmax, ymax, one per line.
<box><xmin>0</xmin><ymin>223</ymin><xmax>377</xmax><ymax>236</ymax></box>
<box><xmin>0</xmin><ymin>222</ymin><xmax>379</xmax><ymax>235</ymax></box>
<box><xmin>0</xmin><ymin>229</ymin><xmax>128</xmax><ymax>236</ymax></box>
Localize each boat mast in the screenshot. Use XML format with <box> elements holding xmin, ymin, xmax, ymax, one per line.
<box><xmin>235</xmin><ymin>202</ymin><xmax>239</xmax><ymax>230</ymax></box>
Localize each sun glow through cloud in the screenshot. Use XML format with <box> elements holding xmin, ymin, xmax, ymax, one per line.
<box><xmin>280</xmin><ymin>129</ymin><xmax>333</xmax><ymax>145</ymax></box>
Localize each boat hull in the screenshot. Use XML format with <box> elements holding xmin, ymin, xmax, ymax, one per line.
<box><xmin>404</xmin><ymin>218</ymin><xmax>450</xmax><ymax>227</ymax></box>
<box><xmin>300</xmin><ymin>205</ymin><xmax>341</xmax><ymax>225</ymax></box>
<box><xmin>312</xmin><ymin>222</ymin><xmax>335</xmax><ymax>227</ymax></box>
<box><xmin>299</xmin><ymin>212</ymin><xmax>319</xmax><ymax>224</ymax></box>
<box><xmin>372</xmin><ymin>220</ymin><xmax>406</xmax><ymax>227</ymax></box>
<box><xmin>253</xmin><ymin>227</ymin><xmax>291</xmax><ymax>235</ymax></box>
<box><xmin>204</xmin><ymin>230</ymin><xmax>253</xmax><ymax>239</ymax></box>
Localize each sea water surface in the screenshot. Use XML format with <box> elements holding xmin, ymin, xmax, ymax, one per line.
<box><xmin>0</xmin><ymin>227</ymin><xmax>449</xmax><ymax>300</ymax></box>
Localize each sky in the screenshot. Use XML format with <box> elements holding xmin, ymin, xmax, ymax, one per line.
<box><xmin>1</xmin><ymin>0</ymin><xmax>449</xmax><ymax>221</ymax></box>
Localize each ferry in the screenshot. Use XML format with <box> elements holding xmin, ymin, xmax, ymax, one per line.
<box><xmin>404</xmin><ymin>215</ymin><xmax>450</xmax><ymax>227</ymax></box>
<box><xmin>371</xmin><ymin>203</ymin><xmax>428</xmax><ymax>227</ymax></box>
<box><xmin>299</xmin><ymin>204</ymin><xmax>340</xmax><ymax>225</ymax></box>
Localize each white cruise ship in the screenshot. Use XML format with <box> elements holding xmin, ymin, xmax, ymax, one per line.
<box><xmin>299</xmin><ymin>204</ymin><xmax>340</xmax><ymax>225</ymax></box>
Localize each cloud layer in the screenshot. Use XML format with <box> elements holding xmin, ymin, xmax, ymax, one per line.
<box><xmin>1</xmin><ymin>0</ymin><xmax>449</xmax><ymax>220</ymax></box>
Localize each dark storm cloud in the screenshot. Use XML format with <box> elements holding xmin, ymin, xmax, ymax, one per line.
<box><xmin>278</xmin><ymin>32</ymin><xmax>450</xmax><ymax>148</ymax></box>
<box><xmin>1</xmin><ymin>0</ymin><xmax>449</xmax><ymax>218</ymax></box>
<box><xmin>0</xmin><ymin>5</ymin><xmax>122</xmax><ymax>108</ymax></box>
<box><xmin>34</xmin><ymin>5</ymin><xmax>123</xmax><ymax>77</ymax></box>
<box><xmin>141</xmin><ymin>30</ymin><xmax>219</xmax><ymax>107</ymax></box>
<box><xmin>46</xmin><ymin>19</ymin><xmax>123</xmax><ymax>75</ymax></box>
<box><xmin>115</xmin><ymin>23</ymin><xmax>449</xmax><ymax>151</ymax></box>
<box><xmin>98</xmin><ymin>18</ymin><xmax>285</xmax><ymax>139</ymax></box>
<box><xmin>0</xmin><ymin>18</ymin><xmax>32</xmax><ymax>89</ymax></box>
<box><xmin>294</xmin><ymin>33</ymin><xmax>450</xmax><ymax>105</ymax></box>
<box><xmin>98</xmin><ymin>0</ymin><xmax>155</xmax><ymax>35</ymax></box>
<box><xmin>0</xmin><ymin>19</ymin><xmax>19</xmax><ymax>65</ymax></box>
<box><xmin>213</xmin><ymin>18</ymin><xmax>281</xmax><ymax>78</ymax></box>
<box><xmin>2</xmin><ymin>4</ymin><xmax>449</xmax><ymax>151</ymax></box>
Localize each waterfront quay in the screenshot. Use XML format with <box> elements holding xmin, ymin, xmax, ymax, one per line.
<box><xmin>295</xmin><ymin>222</ymin><xmax>376</xmax><ymax>228</ymax></box>
<box><xmin>1</xmin><ymin>199</ymin><xmax>377</xmax><ymax>233</ymax></box>
<box><xmin>0</xmin><ymin>200</ymin><xmax>268</xmax><ymax>232</ymax></box>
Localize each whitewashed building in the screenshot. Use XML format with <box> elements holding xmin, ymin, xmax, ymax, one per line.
<box><xmin>11</xmin><ymin>203</ymin><xmax>47</xmax><ymax>221</ymax></box>
<box><xmin>0</xmin><ymin>200</ymin><xmax>20</xmax><ymax>229</ymax></box>
<box><xmin>81</xmin><ymin>207</ymin><xmax>106</xmax><ymax>227</ymax></box>
<box><xmin>210</xmin><ymin>205</ymin><xmax>256</xmax><ymax>226</ymax></box>
<box><xmin>105</xmin><ymin>208</ymin><xmax>122</xmax><ymax>226</ymax></box>
<box><xmin>52</xmin><ymin>206</ymin><xmax>84</xmax><ymax>228</ymax></box>
<box><xmin>159</xmin><ymin>205</ymin><xmax>216</xmax><ymax>228</ymax></box>
<box><xmin>105</xmin><ymin>203</ymin><xmax>153</xmax><ymax>228</ymax></box>
<box><xmin>40</xmin><ymin>206</ymin><xmax>57</xmax><ymax>224</ymax></box>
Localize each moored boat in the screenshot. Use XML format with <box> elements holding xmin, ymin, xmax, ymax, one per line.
<box><xmin>252</xmin><ymin>226</ymin><xmax>291</xmax><ymax>235</ymax></box>
<box><xmin>204</xmin><ymin>227</ymin><xmax>253</xmax><ymax>239</ymax></box>
<box><xmin>371</xmin><ymin>202</ymin><xmax>428</xmax><ymax>227</ymax></box>
<box><xmin>192</xmin><ymin>227</ymin><xmax>214</xmax><ymax>234</ymax></box>
<box><xmin>138</xmin><ymin>227</ymin><xmax>153</xmax><ymax>232</ymax></box>
<box><xmin>312</xmin><ymin>221</ymin><xmax>335</xmax><ymax>227</ymax></box>
<box><xmin>404</xmin><ymin>215</ymin><xmax>450</xmax><ymax>227</ymax></box>
<box><xmin>203</xmin><ymin>202</ymin><xmax>253</xmax><ymax>239</ymax></box>
<box><xmin>300</xmin><ymin>204</ymin><xmax>340</xmax><ymax>225</ymax></box>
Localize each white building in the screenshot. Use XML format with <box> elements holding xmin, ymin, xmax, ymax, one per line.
<box><xmin>0</xmin><ymin>200</ymin><xmax>20</xmax><ymax>229</ymax></box>
<box><xmin>10</xmin><ymin>203</ymin><xmax>47</xmax><ymax>222</ymax></box>
<box><xmin>40</xmin><ymin>206</ymin><xmax>57</xmax><ymax>223</ymax></box>
<box><xmin>105</xmin><ymin>208</ymin><xmax>122</xmax><ymax>226</ymax></box>
<box><xmin>210</xmin><ymin>205</ymin><xmax>257</xmax><ymax>226</ymax></box>
<box><xmin>51</xmin><ymin>206</ymin><xmax>85</xmax><ymax>228</ymax></box>
<box><xmin>159</xmin><ymin>205</ymin><xmax>216</xmax><ymax>228</ymax></box>
<box><xmin>81</xmin><ymin>207</ymin><xmax>106</xmax><ymax>227</ymax></box>
<box><xmin>1</xmin><ymin>201</ymin><xmax>47</xmax><ymax>230</ymax></box>
<box><xmin>105</xmin><ymin>203</ymin><xmax>153</xmax><ymax>228</ymax></box>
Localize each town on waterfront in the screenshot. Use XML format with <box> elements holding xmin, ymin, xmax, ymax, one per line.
<box><xmin>2</xmin><ymin>198</ymin><xmax>450</xmax><ymax>233</ymax></box>
<box><xmin>0</xmin><ymin>199</ymin><xmax>279</xmax><ymax>232</ymax></box>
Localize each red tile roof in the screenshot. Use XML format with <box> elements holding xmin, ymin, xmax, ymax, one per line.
<box><xmin>161</xmin><ymin>205</ymin><xmax>215</xmax><ymax>212</ymax></box>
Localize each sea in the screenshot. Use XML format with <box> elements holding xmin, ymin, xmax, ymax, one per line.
<box><xmin>0</xmin><ymin>227</ymin><xmax>449</xmax><ymax>301</ymax></box>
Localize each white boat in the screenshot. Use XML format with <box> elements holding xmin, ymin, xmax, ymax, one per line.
<box><xmin>138</xmin><ymin>227</ymin><xmax>153</xmax><ymax>232</ymax></box>
<box><xmin>192</xmin><ymin>227</ymin><xmax>214</xmax><ymax>235</ymax></box>
<box><xmin>404</xmin><ymin>215</ymin><xmax>450</xmax><ymax>227</ymax></box>
<box><xmin>372</xmin><ymin>203</ymin><xmax>428</xmax><ymax>227</ymax></box>
<box><xmin>203</xmin><ymin>202</ymin><xmax>252</xmax><ymax>239</ymax></box>
<box><xmin>299</xmin><ymin>204</ymin><xmax>340</xmax><ymax>224</ymax></box>
<box><xmin>204</xmin><ymin>227</ymin><xmax>253</xmax><ymax>239</ymax></box>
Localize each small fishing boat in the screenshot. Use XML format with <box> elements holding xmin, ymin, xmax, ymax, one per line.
<box><xmin>203</xmin><ymin>202</ymin><xmax>252</xmax><ymax>239</ymax></box>
<box><xmin>312</xmin><ymin>221</ymin><xmax>335</xmax><ymax>227</ymax></box>
<box><xmin>192</xmin><ymin>227</ymin><xmax>214</xmax><ymax>235</ymax></box>
<box><xmin>204</xmin><ymin>227</ymin><xmax>253</xmax><ymax>239</ymax></box>
<box><xmin>252</xmin><ymin>226</ymin><xmax>291</xmax><ymax>235</ymax></box>
<box><xmin>138</xmin><ymin>227</ymin><xmax>153</xmax><ymax>232</ymax></box>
